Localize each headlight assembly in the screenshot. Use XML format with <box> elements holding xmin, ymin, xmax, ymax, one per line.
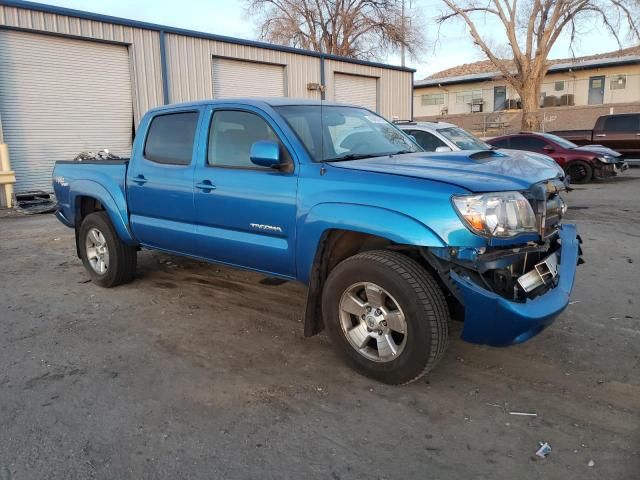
<box><xmin>452</xmin><ymin>191</ymin><xmax>537</xmax><ymax>238</ymax></box>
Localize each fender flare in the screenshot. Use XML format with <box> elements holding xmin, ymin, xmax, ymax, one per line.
<box><xmin>297</xmin><ymin>203</ymin><xmax>446</xmax><ymax>337</ymax></box>
<box><xmin>297</xmin><ymin>202</ymin><xmax>445</xmax><ymax>283</ymax></box>
<box><xmin>69</xmin><ymin>179</ymin><xmax>137</xmax><ymax>245</ymax></box>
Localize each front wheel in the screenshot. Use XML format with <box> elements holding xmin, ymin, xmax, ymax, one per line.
<box><xmin>79</xmin><ymin>211</ymin><xmax>137</xmax><ymax>287</ymax></box>
<box><xmin>322</xmin><ymin>250</ymin><xmax>449</xmax><ymax>385</ymax></box>
<box><xmin>566</xmin><ymin>160</ymin><xmax>593</xmax><ymax>184</ymax></box>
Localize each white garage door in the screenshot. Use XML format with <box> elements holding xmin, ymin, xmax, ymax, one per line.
<box><xmin>212</xmin><ymin>57</ymin><xmax>286</xmax><ymax>99</ymax></box>
<box><xmin>334</xmin><ymin>73</ymin><xmax>378</xmax><ymax>112</ymax></box>
<box><xmin>0</xmin><ymin>30</ymin><xmax>133</xmax><ymax>192</ymax></box>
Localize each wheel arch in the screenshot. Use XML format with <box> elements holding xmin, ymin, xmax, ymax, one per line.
<box><xmin>69</xmin><ymin>180</ymin><xmax>136</xmax><ymax>247</ymax></box>
<box><xmin>299</xmin><ymin>204</ymin><xmax>446</xmax><ymax>338</ymax></box>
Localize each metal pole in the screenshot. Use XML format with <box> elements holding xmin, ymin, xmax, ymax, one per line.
<box><xmin>400</xmin><ymin>0</ymin><xmax>406</xmax><ymax>67</ymax></box>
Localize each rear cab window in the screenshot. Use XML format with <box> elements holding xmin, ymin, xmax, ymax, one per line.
<box><xmin>144</xmin><ymin>112</ymin><xmax>199</xmax><ymax>165</ymax></box>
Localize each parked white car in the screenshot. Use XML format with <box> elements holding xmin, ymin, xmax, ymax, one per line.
<box><xmin>395</xmin><ymin>120</ymin><xmax>492</xmax><ymax>152</ymax></box>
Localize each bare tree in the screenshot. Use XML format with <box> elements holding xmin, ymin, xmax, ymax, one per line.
<box><xmin>245</xmin><ymin>0</ymin><xmax>424</xmax><ymax>60</ymax></box>
<box><xmin>437</xmin><ymin>0</ymin><xmax>640</xmax><ymax>130</ymax></box>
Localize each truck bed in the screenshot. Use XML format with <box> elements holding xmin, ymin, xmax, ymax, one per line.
<box><xmin>53</xmin><ymin>159</ymin><xmax>130</xmax><ymax>229</ymax></box>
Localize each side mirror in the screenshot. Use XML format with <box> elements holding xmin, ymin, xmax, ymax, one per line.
<box><xmin>543</xmin><ymin>145</ymin><xmax>555</xmax><ymax>153</ymax></box>
<box><xmin>250</xmin><ymin>140</ymin><xmax>281</xmax><ymax>168</ymax></box>
<box><xmin>435</xmin><ymin>146</ymin><xmax>452</xmax><ymax>153</ymax></box>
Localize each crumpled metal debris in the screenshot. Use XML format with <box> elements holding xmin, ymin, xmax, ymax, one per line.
<box><xmin>535</xmin><ymin>442</ymin><xmax>552</xmax><ymax>458</ymax></box>
<box><xmin>73</xmin><ymin>149</ymin><xmax>122</xmax><ymax>162</ymax></box>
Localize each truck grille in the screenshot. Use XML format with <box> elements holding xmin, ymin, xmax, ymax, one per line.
<box><xmin>527</xmin><ymin>179</ymin><xmax>567</xmax><ymax>238</ymax></box>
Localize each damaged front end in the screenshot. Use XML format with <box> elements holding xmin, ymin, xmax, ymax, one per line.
<box><xmin>425</xmin><ymin>179</ymin><xmax>584</xmax><ymax>346</ymax></box>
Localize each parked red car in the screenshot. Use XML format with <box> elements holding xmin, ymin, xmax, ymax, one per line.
<box><xmin>487</xmin><ymin>132</ymin><xmax>627</xmax><ymax>184</ymax></box>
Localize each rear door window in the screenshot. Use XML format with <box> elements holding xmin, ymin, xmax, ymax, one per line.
<box><xmin>603</xmin><ymin>115</ymin><xmax>640</xmax><ymax>131</ymax></box>
<box><xmin>144</xmin><ymin>112</ymin><xmax>199</xmax><ymax>165</ymax></box>
<box><xmin>508</xmin><ymin>136</ymin><xmax>547</xmax><ymax>151</ymax></box>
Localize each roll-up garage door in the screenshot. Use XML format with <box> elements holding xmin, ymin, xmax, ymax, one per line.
<box><xmin>334</xmin><ymin>73</ymin><xmax>378</xmax><ymax>112</ymax></box>
<box><xmin>0</xmin><ymin>30</ymin><xmax>133</xmax><ymax>192</ymax></box>
<box><xmin>212</xmin><ymin>57</ymin><xmax>286</xmax><ymax>98</ymax></box>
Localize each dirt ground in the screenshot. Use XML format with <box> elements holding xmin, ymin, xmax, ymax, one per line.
<box><xmin>1</xmin><ymin>171</ymin><xmax>639</xmax><ymax>480</ymax></box>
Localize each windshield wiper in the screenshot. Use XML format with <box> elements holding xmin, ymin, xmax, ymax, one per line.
<box><xmin>322</xmin><ymin>153</ymin><xmax>385</xmax><ymax>162</ymax></box>
<box><xmin>388</xmin><ymin>149</ymin><xmax>415</xmax><ymax>156</ymax></box>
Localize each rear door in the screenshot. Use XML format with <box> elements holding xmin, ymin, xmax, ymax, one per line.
<box><xmin>127</xmin><ymin>110</ymin><xmax>202</xmax><ymax>255</ymax></box>
<box><xmin>596</xmin><ymin>114</ymin><xmax>640</xmax><ymax>154</ymax></box>
<box><xmin>193</xmin><ymin>106</ymin><xmax>298</xmax><ymax>277</ymax></box>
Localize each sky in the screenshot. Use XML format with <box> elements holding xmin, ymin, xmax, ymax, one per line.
<box><xmin>38</xmin><ymin>0</ymin><xmax>636</xmax><ymax>79</ymax></box>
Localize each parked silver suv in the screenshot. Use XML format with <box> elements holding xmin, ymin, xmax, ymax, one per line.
<box><xmin>395</xmin><ymin>120</ymin><xmax>492</xmax><ymax>152</ymax></box>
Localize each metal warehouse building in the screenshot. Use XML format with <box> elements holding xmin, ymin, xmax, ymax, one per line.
<box><xmin>0</xmin><ymin>0</ymin><xmax>414</xmax><ymax>192</ymax></box>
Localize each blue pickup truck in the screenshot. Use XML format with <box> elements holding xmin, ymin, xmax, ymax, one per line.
<box><xmin>53</xmin><ymin>98</ymin><xmax>582</xmax><ymax>384</ymax></box>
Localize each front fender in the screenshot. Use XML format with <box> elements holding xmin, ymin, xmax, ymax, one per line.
<box><xmin>296</xmin><ymin>202</ymin><xmax>446</xmax><ymax>283</ymax></box>
<box><xmin>69</xmin><ymin>180</ymin><xmax>136</xmax><ymax>245</ymax></box>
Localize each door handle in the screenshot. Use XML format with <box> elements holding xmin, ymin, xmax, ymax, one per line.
<box><xmin>195</xmin><ymin>180</ymin><xmax>216</xmax><ymax>191</ymax></box>
<box><xmin>133</xmin><ymin>174</ymin><xmax>148</xmax><ymax>185</ymax></box>
<box><xmin>595</xmin><ymin>134</ymin><xmax>606</xmax><ymax>137</ymax></box>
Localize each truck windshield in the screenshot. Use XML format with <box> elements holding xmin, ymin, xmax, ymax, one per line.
<box><xmin>438</xmin><ymin>127</ymin><xmax>492</xmax><ymax>150</ymax></box>
<box><xmin>275</xmin><ymin>105</ymin><xmax>421</xmax><ymax>162</ymax></box>
<box><xmin>539</xmin><ymin>132</ymin><xmax>578</xmax><ymax>149</ymax></box>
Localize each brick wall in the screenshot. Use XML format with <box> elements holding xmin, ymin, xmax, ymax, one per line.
<box><xmin>415</xmin><ymin>102</ymin><xmax>640</xmax><ymax>136</ymax></box>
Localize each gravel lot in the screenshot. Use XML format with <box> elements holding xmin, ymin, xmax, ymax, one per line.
<box><xmin>1</xmin><ymin>171</ymin><xmax>639</xmax><ymax>479</ymax></box>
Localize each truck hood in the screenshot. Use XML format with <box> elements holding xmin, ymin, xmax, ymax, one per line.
<box><xmin>330</xmin><ymin>149</ymin><xmax>564</xmax><ymax>192</ymax></box>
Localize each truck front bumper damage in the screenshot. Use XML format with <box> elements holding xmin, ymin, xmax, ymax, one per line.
<box><xmin>450</xmin><ymin>224</ymin><xmax>582</xmax><ymax>346</ymax></box>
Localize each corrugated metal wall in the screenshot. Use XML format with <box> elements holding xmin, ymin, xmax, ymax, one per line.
<box><xmin>0</xmin><ymin>4</ymin><xmax>164</xmax><ymax>125</ymax></box>
<box><xmin>325</xmin><ymin>59</ymin><xmax>412</xmax><ymax>120</ymax></box>
<box><xmin>165</xmin><ymin>33</ymin><xmax>322</xmax><ymax>103</ymax></box>
<box><xmin>0</xmin><ymin>4</ymin><xmax>412</xmax><ymax>125</ymax></box>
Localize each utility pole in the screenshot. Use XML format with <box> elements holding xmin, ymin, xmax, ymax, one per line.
<box><xmin>400</xmin><ymin>0</ymin><xmax>406</xmax><ymax>67</ymax></box>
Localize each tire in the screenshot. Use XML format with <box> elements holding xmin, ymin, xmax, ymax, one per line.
<box><xmin>566</xmin><ymin>160</ymin><xmax>593</xmax><ymax>184</ymax></box>
<box><xmin>322</xmin><ymin>250</ymin><xmax>449</xmax><ymax>385</ymax></box>
<box><xmin>79</xmin><ymin>211</ymin><xmax>137</xmax><ymax>287</ymax></box>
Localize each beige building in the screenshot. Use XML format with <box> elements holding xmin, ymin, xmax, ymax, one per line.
<box><xmin>413</xmin><ymin>47</ymin><xmax>640</xmax><ymax>133</ymax></box>
<box><xmin>0</xmin><ymin>0</ymin><xmax>413</xmax><ymax>193</ymax></box>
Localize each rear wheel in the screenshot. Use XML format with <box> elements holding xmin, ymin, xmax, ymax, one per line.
<box><xmin>567</xmin><ymin>160</ymin><xmax>593</xmax><ymax>184</ymax></box>
<box><xmin>79</xmin><ymin>211</ymin><xmax>137</xmax><ymax>287</ymax></box>
<box><xmin>322</xmin><ymin>250</ymin><xmax>449</xmax><ymax>385</ymax></box>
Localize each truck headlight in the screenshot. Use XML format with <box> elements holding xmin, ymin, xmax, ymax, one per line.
<box><xmin>452</xmin><ymin>192</ymin><xmax>537</xmax><ymax>238</ymax></box>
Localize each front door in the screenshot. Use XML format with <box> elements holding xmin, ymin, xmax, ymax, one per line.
<box><xmin>127</xmin><ymin>110</ymin><xmax>201</xmax><ymax>255</ymax></box>
<box><xmin>588</xmin><ymin>76</ymin><xmax>605</xmax><ymax>105</ymax></box>
<box><xmin>194</xmin><ymin>107</ymin><xmax>298</xmax><ymax>277</ymax></box>
<box><xmin>493</xmin><ymin>86</ymin><xmax>507</xmax><ymax>111</ymax></box>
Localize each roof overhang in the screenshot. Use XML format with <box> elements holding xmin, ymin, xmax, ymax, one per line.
<box><xmin>414</xmin><ymin>55</ymin><xmax>640</xmax><ymax>88</ymax></box>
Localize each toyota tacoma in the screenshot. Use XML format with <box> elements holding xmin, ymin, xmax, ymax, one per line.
<box><xmin>52</xmin><ymin>99</ymin><xmax>582</xmax><ymax>385</ymax></box>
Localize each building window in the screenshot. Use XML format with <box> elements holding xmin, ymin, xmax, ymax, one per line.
<box><xmin>421</xmin><ymin>93</ymin><xmax>445</xmax><ymax>105</ymax></box>
<box><xmin>554</xmin><ymin>80</ymin><xmax>565</xmax><ymax>91</ymax></box>
<box><xmin>456</xmin><ymin>90</ymin><xmax>482</xmax><ymax>104</ymax></box>
<box><xmin>610</xmin><ymin>75</ymin><xmax>626</xmax><ymax>90</ymax></box>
